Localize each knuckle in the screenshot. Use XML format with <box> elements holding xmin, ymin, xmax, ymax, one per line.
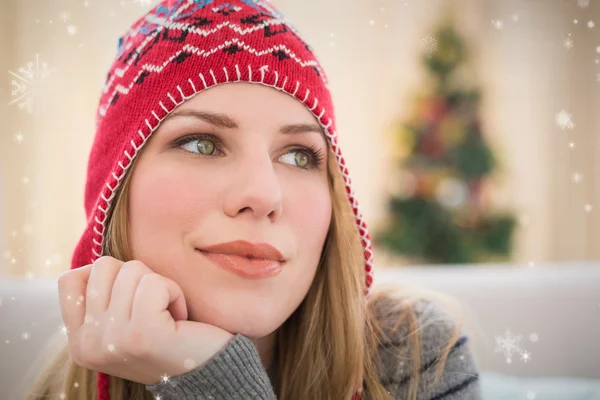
<box><xmin>94</xmin><ymin>255</ymin><xmax>115</xmax><ymax>265</ymax></box>
<box><xmin>90</xmin><ymin>261</ymin><xmax>102</xmax><ymax>274</ymax></box>
<box><xmin>118</xmin><ymin>260</ymin><xmax>149</xmax><ymax>277</ymax></box>
<box><xmin>93</xmin><ymin>256</ymin><xmax>120</xmax><ymax>272</ymax></box>
<box><xmin>139</xmin><ymin>272</ymin><xmax>160</xmax><ymax>288</ymax></box>
<box><xmin>57</xmin><ymin>269</ymin><xmax>77</xmax><ymax>291</ymax></box>
<box><xmin>90</xmin><ymin>257</ymin><xmax>122</xmax><ymax>281</ymax></box>
<box><xmin>57</xmin><ymin>270</ymin><xmax>71</xmax><ymax>284</ymax></box>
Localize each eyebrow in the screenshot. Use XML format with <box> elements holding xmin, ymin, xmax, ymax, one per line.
<box><xmin>163</xmin><ymin>109</ymin><xmax>327</xmax><ymax>142</ymax></box>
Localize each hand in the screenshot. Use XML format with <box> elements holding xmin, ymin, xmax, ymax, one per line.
<box><xmin>57</xmin><ymin>256</ymin><xmax>235</xmax><ymax>385</ymax></box>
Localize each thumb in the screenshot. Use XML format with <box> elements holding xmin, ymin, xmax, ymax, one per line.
<box><xmin>137</xmin><ymin>274</ymin><xmax>188</xmax><ymax>322</ymax></box>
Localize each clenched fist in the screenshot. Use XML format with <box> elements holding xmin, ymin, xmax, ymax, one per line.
<box><xmin>57</xmin><ymin>256</ymin><xmax>235</xmax><ymax>385</ymax></box>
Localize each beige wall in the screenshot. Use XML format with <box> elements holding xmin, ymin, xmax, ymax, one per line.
<box><xmin>1</xmin><ymin>0</ymin><xmax>598</xmax><ymax>277</ymax></box>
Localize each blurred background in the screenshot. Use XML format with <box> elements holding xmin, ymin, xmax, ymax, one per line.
<box><xmin>1</xmin><ymin>0</ymin><xmax>600</xmax><ymax>399</ymax></box>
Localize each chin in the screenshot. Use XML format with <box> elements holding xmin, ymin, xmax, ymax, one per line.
<box><xmin>187</xmin><ymin>293</ymin><xmax>290</xmax><ymax>338</ymax></box>
<box><xmin>221</xmin><ymin>320</ymin><xmax>281</xmax><ymax>339</ymax></box>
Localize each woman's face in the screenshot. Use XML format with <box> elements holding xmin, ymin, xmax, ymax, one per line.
<box><xmin>128</xmin><ymin>82</ymin><xmax>332</xmax><ymax>339</ymax></box>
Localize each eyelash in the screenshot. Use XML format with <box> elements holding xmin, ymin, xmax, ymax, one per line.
<box><xmin>172</xmin><ymin>133</ymin><xmax>326</xmax><ymax>170</ymax></box>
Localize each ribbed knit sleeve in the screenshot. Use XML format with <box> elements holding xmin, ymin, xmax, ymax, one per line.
<box><xmin>375</xmin><ymin>298</ymin><xmax>483</xmax><ymax>399</ymax></box>
<box><xmin>145</xmin><ymin>333</ymin><xmax>277</xmax><ymax>400</ymax></box>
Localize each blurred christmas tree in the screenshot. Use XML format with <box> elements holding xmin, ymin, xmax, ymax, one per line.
<box><xmin>372</xmin><ymin>13</ymin><xmax>517</xmax><ymax>265</ymax></box>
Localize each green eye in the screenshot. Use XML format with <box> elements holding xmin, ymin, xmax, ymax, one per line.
<box><xmin>294</xmin><ymin>151</ymin><xmax>309</xmax><ymax>168</ymax></box>
<box><xmin>175</xmin><ymin>134</ymin><xmax>324</xmax><ymax>170</ymax></box>
<box><xmin>197</xmin><ymin>139</ymin><xmax>215</xmax><ymax>155</ymax></box>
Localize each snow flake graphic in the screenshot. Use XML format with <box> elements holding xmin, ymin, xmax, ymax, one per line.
<box><xmin>578</xmin><ymin>0</ymin><xmax>590</xmax><ymax>8</ymax></box>
<box><xmin>8</xmin><ymin>54</ymin><xmax>56</xmax><ymax>115</ymax></box>
<box><xmin>572</xmin><ymin>172</ymin><xmax>584</xmax><ymax>183</ymax></box>
<box><xmin>492</xmin><ymin>19</ymin><xmax>504</xmax><ymax>29</ymax></box>
<box><xmin>564</xmin><ymin>36</ymin><xmax>574</xmax><ymax>49</ymax></box>
<box><xmin>14</xmin><ymin>132</ymin><xmax>24</xmax><ymax>144</ymax></box>
<box><xmin>555</xmin><ymin>110</ymin><xmax>575</xmax><ymax>129</ymax></box>
<box><xmin>421</xmin><ymin>36</ymin><xmax>438</xmax><ymax>57</ymax></box>
<box><xmin>156</xmin><ymin>373</ymin><xmax>178</xmax><ymax>390</ymax></box>
<box><xmin>494</xmin><ymin>329</ymin><xmax>531</xmax><ymax>364</ymax></box>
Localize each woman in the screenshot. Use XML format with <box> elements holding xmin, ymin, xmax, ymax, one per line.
<box><xmin>27</xmin><ymin>0</ymin><xmax>483</xmax><ymax>399</ymax></box>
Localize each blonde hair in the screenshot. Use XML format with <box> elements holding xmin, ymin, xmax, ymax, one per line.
<box><xmin>25</xmin><ymin>139</ymin><xmax>463</xmax><ymax>400</ymax></box>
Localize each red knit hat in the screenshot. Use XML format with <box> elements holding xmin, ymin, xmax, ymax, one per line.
<box><xmin>70</xmin><ymin>0</ymin><xmax>374</xmax><ymax>398</ymax></box>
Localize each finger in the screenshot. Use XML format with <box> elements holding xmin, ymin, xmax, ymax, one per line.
<box><xmin>57</xmin><ymin>264</ymin><xmax>93</xmax><ymax>336</ymax></box>
<box><xmin>132</xmin><ymin>274</ymin><xmax>188</xmax><ymax>328</ymax></box>
<box><xmin>107</xmin><ymin>260</ymin><xmax>154</xmax><ymax>323</ymax></box>
<box><xmin>84</xmin><ymin>256</ymin><xmax>123</xmax><ymax>324</ymax></box>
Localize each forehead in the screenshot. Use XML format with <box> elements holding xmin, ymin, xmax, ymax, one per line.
<box><xmin>186</xmin><ymin>82</ymin><xmax>319</xmax><ymax>122</ymax></box>
<box><xmin>161</xmin><ymin>83</ymin><xmax>329</xmax><ymax>143</ymax></box>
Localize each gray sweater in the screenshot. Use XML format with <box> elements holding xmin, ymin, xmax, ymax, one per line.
<box><xmin>146</xmin><ymin>298</ymin><xmax>483</xmax><ymax>399</ymax></box>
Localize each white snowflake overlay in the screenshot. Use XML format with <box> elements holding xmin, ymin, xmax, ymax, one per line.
<box><xmin>555</xmin><ymin>110</ymin><xmax>575</xmax><ymax>129</ymax></box>
<box><xmin>494</xmin><ymin>329</ymin><xmax>532</xmax><ymax>364</ymax></box>
<box><xmin>8</xmin><ymin>54</ymin><xmax>55</xmax><ymax>114</ymax></box>
<box><xmin>420</xmin><ymin>36</ymin><xmax>438</xmax><ymax>57</ymax></box>
<box><xmin>564</xmin><ymin>34</ymin><xmax>574</xmax><ymax>49</ymax></box>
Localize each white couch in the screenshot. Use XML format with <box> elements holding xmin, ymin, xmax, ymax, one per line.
<box><xmin>1</xmin><ymin>262</ymin><xmax>599</xmax><ymax>400</ymax></box>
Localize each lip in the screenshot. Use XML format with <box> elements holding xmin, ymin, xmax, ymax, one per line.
<box><xmin>195</xmin><ymin>240</ymin><xmax>286</xmax><ymax>279</ymax></box>
<box><xmin>197</xmin><ymin>240</ymin><xmax>286</xmax><ymax>262</ymax></box>
<box><xmin>196</xmin><ymin>250</ymin><xmax>285</xmax><ymax>279</ymax></box>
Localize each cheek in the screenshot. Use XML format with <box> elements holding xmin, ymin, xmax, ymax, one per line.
<box><xmin>128</xmin><ymin>162</ymin><xmax>215</xmax><ymax>249</ymax></box>
<box><xmin>288</xmin><ymin>182</ymin><xmax>332</xmax><ymax>257</ymax></box>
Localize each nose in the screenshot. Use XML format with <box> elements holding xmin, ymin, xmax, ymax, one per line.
<box><xmin>223</xmin><ymin>150</ymin><xmax>283</xmax><ymax>222</ymax></box>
